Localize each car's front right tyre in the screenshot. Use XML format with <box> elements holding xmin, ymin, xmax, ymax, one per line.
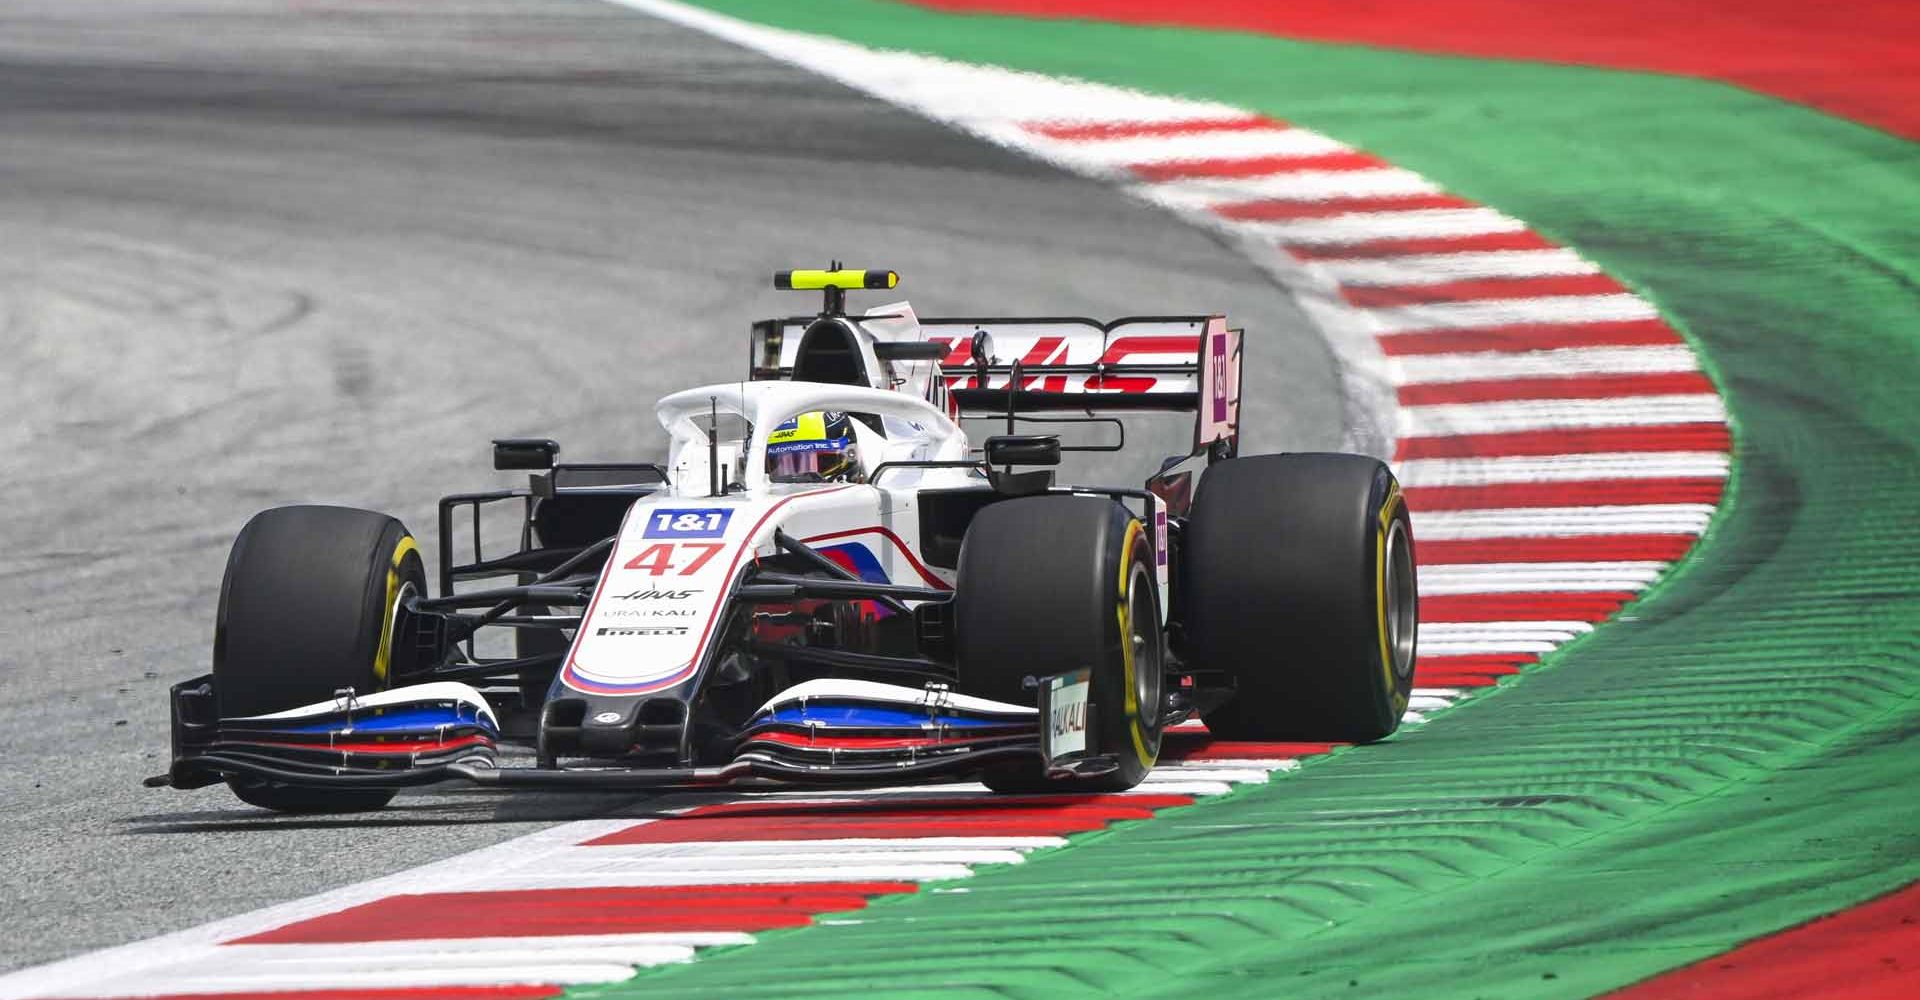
<box><xmin>952</xmin><ymin>495</ymin><xmax>1165</xmax><ymax>792</ymax></box>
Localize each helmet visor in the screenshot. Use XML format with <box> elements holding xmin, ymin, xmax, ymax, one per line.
<box><xmin>768</xmin><ymin>436</ymin><xmax>852</xmax><ymax>482</ymax></box>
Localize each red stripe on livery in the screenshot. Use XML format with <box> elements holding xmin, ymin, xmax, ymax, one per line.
<box><xmin>1378</xmin><ymin>319</ymin><xmax>1681</xmax><ymax>356</ymax></box>
<box><xmin>1406</xmin><ymin>477</ymin><xmax>1726</xmax><ymax>510</ymax></box>
<box><xmin>233</xmin><ymin>883</ymin><xmax>920</xmax><ymax>944</ymax></box>
<box><xmin>1212</xmin><ymin>192</ymin><xmax>1475</xmax><ymax>220</ymax></box>
<box><xmin>1024</xmin><ymin>116</ymin><xmax>1276</xmax><ymax>140</ymax></box>
<box><xmin>1342</xmin><ymin>273</ymin><xmax>1624</xmax><ymax>307</ymax></box>
<box><xmin>1398</xmin><ymin>371</ymin><xmax>1714</xmax><ymax>405</ymax></box>
<box><xmin>1132</xmin><ymin>150</ymin><xmax>1385</xmax><ymax>181</ymax></box>
<box><xmin>801</xmin><ymin>524</ymin><xmax>953</xmax><ymax>589</ymax></box>
<box><xmin>1396</xmin><ymin>423</ymin><xmax>1732</xmax><ymax>460</ymax></box>
<box><xmin>1286</xmin><ymin>230</ymin><xmax>1557</xmax><ymax>260</ymax></box>
<box><xmin>1420</xmin><ymin>592</ymin><xmax>1639</xmax><ymax>623</ymax></box>
<box><xmin>244</xmin><ymin>735</ymin><xmax>494</xmax><ymax>756</ymax></box>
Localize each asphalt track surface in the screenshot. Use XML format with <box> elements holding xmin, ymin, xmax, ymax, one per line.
<box><xmin>0</xmin><ymin>0</ymin><xmax>1342</xmax><ymax>973</ymax></box>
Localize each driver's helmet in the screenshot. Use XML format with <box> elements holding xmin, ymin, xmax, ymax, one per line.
<box><xmin>767</xmin><ymin>411</ymin><xmax>862</xmax><ymax>483</ymax></box>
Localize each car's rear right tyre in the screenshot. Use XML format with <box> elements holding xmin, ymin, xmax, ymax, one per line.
<box><xmin>1182</xmin><ymin>453</ymin><xmax>1416</xmax><ymax>742</ymax></box>
<box><xmin>953</xmin><ymin>495</ymin><xmax>1165</xmax><ymax>793</ymax></box>
<box><xmin>213</xmin><ymin>504</ymin><xmax>425</xmax><ymax>813</ymax></box>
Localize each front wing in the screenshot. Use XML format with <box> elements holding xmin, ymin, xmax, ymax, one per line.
<box><xmin>154</xmin><ymin>676</ymin><xmax>1114</xmax><ymax>792</ymax></box>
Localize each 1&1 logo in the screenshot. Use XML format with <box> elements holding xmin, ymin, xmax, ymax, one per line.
<box><xmin>643</xmin><ymin>509</ymin><xmax>732</xmax><ymax>539</ymax></box>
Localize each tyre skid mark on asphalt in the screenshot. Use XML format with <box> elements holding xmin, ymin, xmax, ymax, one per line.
<box><xmin>0</xmin><ymin>1</ymin><xmax>1727</xmax><ymax>996</ymax></box>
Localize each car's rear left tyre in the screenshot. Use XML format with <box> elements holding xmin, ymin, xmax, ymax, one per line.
<box><xmin>953</xmin><ymin>495</ymin><xmax>1165</xmax><ymax>792</ymax></box>
<box><xmin>213</xmin><ymin>504</ymin><xmax>426</xmax><ymax>813</ymax></box>
<box><xmin>1182</xmin><ymin>453</ymin><xmax>1416</xmax><ymax>742</ymax></box>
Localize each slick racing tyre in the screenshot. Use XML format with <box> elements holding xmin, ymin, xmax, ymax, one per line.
<box><xmin>1183</xmin><ymin>453</ymin><xmax>1416</xmax><ymax>742</ymax></box>
<box><xmin>954</xmin><ymin>495</ymin><xmax>1165</xmax><ymax>792</ymax></box>
<box><xmin>213</xmin><ymin>504</ymin><xmax>426</xmax><ymax>813</ymax></box>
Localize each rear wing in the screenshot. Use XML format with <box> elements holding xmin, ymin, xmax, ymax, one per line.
<box><xmin>929</xmin><ymin>315</ymin><xmax>1239</xmax><ymax>442</ymax></box>
<box><xmin>752</xmin><ymin>313</ymin><xmax>1242</xmax><ymax>455</ymax></box>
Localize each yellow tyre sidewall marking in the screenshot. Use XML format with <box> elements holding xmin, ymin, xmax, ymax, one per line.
<box><xmin>373</xmin><ymin>535</ymin><xmax>419</xmax><ymax>687</ymax></box>
<box><xmin>1116</xmin><ymin>520</ymin><xmax>1156</xmax><ymax>769</ymax></box>
<box><xmin>1375</xmin><ymin>481</ymin><xmax>1409</xmax><ymax>714</ymax></box>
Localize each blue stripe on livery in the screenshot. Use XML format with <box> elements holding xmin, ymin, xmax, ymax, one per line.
<box><xmin>234</xmin><ymin>705</ymin><xmax>495</xmax><ymax>736</ymax></box>
<box><xmin>816</xmin><ymin>542</ymin><xmax>889</xmax><ymax>584</ymax></box>
<box><xmin>762</xmin><ymin>704</ymin><xmax>1026</xmax><ymax>730</ymax></box>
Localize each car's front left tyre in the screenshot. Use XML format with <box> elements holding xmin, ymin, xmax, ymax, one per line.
<box><xmin>213</xmin><ymin>504</ymin><xmax>425</xmax><ymax>813</ymax></box>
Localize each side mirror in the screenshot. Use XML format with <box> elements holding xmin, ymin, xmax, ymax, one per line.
<box><xmin>872</xmin><ymin>340</ymin><xmax>951</xmax><ymax>362</ymax></box>
<box><xmin>984</xmin><ymin>434</ymin><xmax>1061</xmax><ymax>467</ymax></box>
<box><xmin>970</xmin><ymin>329</ymin><xmax>994</xmax><ymax>379</ymax></box>
<box><xmin>493</xmin><ymin>438</ymin><xmax>560</xmax><ymax>471</ymax></box>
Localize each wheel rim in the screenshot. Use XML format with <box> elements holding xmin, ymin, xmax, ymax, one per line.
<box><xmin>1127</xmin><ymin>563</ymin><xmax>1163</xmax><ymax>725</ymax></box>
<box><xmin>1384</xmin><ymin>517</ymin><xmax>1417</xmax><ymax>680</ymax></box>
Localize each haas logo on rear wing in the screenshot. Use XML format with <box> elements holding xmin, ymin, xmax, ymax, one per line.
<box><xmin>926</xmin><ymin>315</ymin><xmax>1242</xmax><ymax>454</ymax></box>
<box><xmin>749</xmin><ymin>310</ymin><xmax>1242</xmax><ymax>456</ymax></box>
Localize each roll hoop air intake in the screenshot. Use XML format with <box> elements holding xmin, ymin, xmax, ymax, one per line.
<box><xmin>774</xmin><ymin>268</ymin><xmax>899</xmax><ymax>291</ymax></box>
<box><xmin>775</xmin><ymin>265</ymin><xmax>899</xmax><ymax>317</ymax></box>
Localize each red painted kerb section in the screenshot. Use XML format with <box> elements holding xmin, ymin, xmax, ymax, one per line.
<box><xmin>908</xmin><ymin>0</ymin><xmax>1920</xmax><ymax>139</ymax></box>
<box><xmin>1601</xmin><ymin>880</ymin><xmax>1920</xmax><ymax>1000</ymax></box>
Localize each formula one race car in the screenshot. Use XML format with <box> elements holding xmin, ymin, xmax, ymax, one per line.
<box><xmin>150</xmin><ymin>268</ymin><xmax>1417</xmax><ymax>812</ymax></box>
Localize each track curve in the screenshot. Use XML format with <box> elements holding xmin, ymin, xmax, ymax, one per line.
<box><xmin>0</xmin><ymin>0</ymin><xmax>1341</xmax><ymax>973</ymax></box>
